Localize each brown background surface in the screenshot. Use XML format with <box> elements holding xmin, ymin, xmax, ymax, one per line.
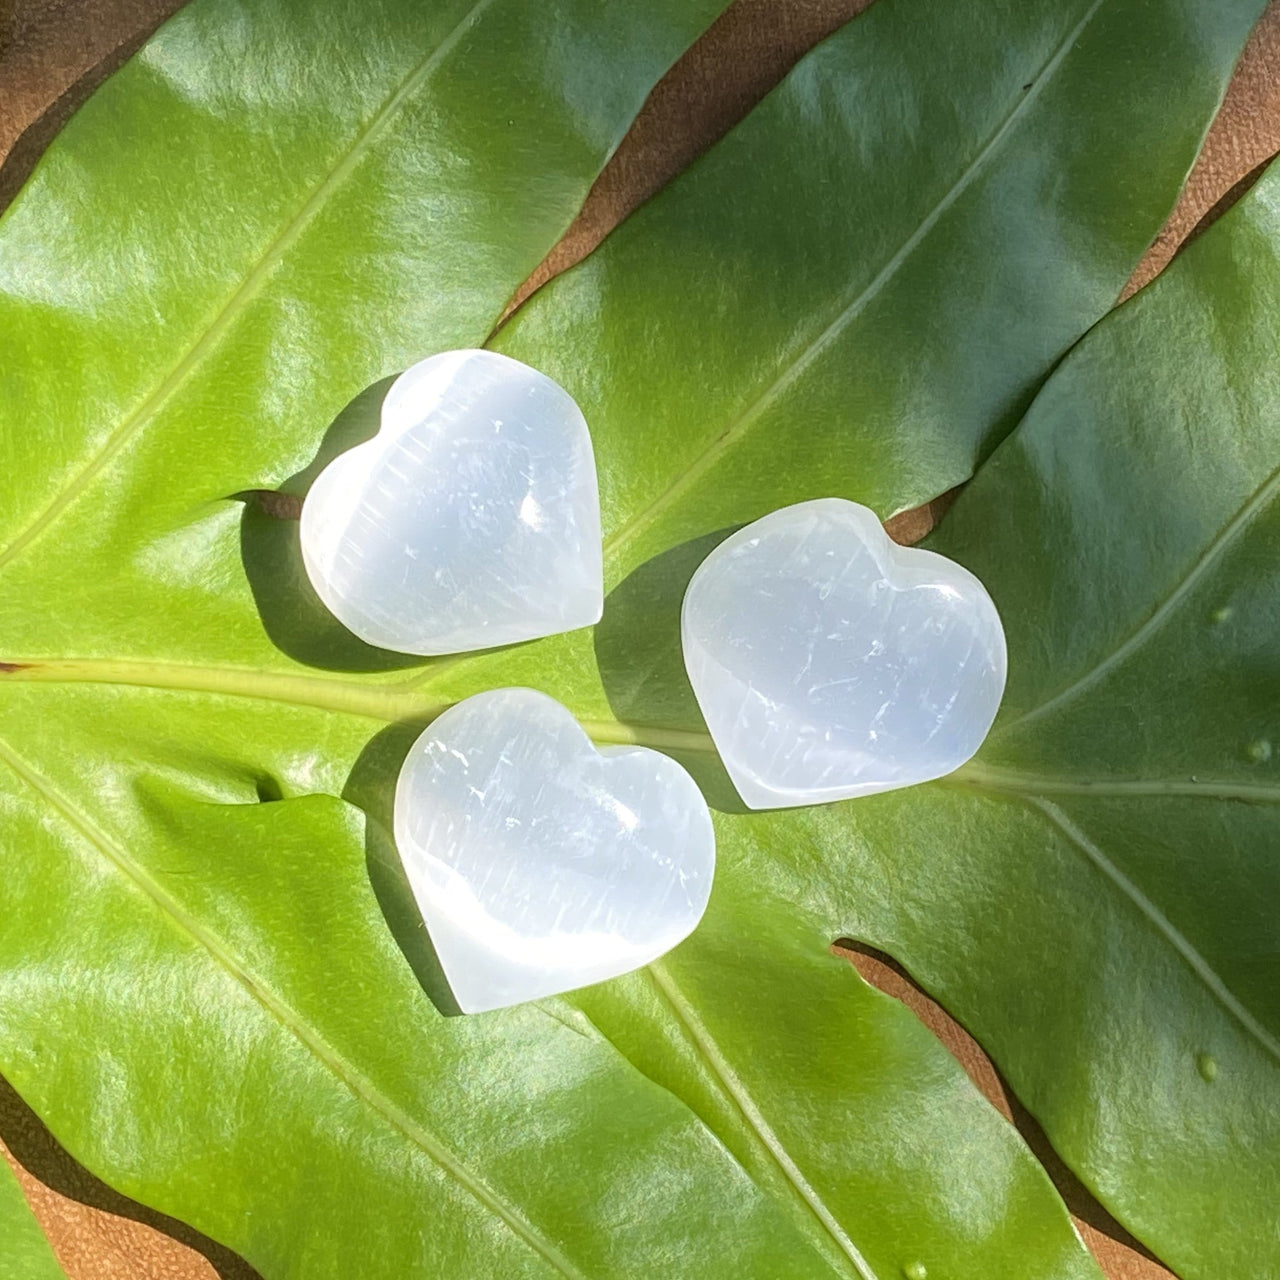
<box><xmin>2</xmin><ymin>1</ymin><xmax>1278</xmax><ymax>1276</ymax></box>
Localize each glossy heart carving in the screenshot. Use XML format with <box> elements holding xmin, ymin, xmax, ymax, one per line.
<box><xmin>393</xmin><ymin>688</ymin><xmax>716</xmax><ymax>1013</ymax></box>
<box><xmin>300</xmin><ymin>349</ymin><xmax>603</xmax><ymax>655</ymax></box>
<box><xmin>682</xmin><ymin>498</ymin><xmax>1006</xmax><ymax>810</ymax></box>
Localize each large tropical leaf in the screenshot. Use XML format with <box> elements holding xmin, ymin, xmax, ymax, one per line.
<box><xmin>527</xmin><ymin>153</ymin><xmax>1280</xmax><ymax>1278</ymax></box>
<box><xmin>0</xmin><ymin>1157</ymin><xmax>65</xmax><ymax>1280</ymax></box>
<box><xmin>0</xmin><ymin>0</ymin><xmax>1268</xmax><ymax>1277</ymax></box>
<box><xmin>482</xmin><ymin>6</ymin><xmax>1279</xmax><ymax>1270</ymax></box>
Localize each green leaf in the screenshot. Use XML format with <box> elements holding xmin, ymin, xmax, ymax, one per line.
<box><xmin>0</xmin><ymin>0</ymin><xmax>1102</xmax><ymax>1277</ymax></box>
<box><xmin>496</xmin><ymin>0</ymin><xmax>1268</xmax><ymax>582</ymax></box>
<box><xmin>841</xmin><ymin>158</ymin><xmax>1280</xmax><ymax>1279</ymax></box>
<box><xmin>0</xmin><ymin>0</ymin><xmax>1265</xmax><ymax>1278</ymax></box>
<box><xmin>0</xmin><ymin>1157</ymin><xmax>65</xmax><ymax>1280</ymax></box>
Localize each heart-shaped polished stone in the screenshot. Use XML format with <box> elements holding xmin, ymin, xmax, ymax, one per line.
<box><xmin>393</xmin><ymin>688</ymin><xmax>715</xmax><ymax>1013</ymax></box>
<box><xmin>682</xmin><ymin>498</ymin><xmax>1006</xmax><ymax>809</ymax></box>
<box><xmin>300</xmin><ymin>349</ymin><xmax>602</xmax><ymax>655</ymax></box>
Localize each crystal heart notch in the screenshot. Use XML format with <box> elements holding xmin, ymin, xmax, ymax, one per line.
<box><xmin>300</xmin><ymin>350</ymin><xmax>603</xmax><ymax>655</ymax></box>
<box><xmin>394</xmin><ymin>689</ymin><xmax>716</xmax><ymax>1013</ymax></box>
<box><xmin>682</xmin><ymin>499</ymin><xmax>1007</xmax><ymax>810</ymax></box>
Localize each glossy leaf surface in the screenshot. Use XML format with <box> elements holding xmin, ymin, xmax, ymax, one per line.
<box><xmin>0</xmin><ymin>1158</ymin><xmax>65</xmax><ymax>1280</ymax></box>
<box><xmin>0</xmin><ymin>0</ymin><xmax>1269</xmax><ymax>1276</ymax></box>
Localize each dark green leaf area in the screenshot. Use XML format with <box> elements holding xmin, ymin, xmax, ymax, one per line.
<box><xmin>852</xmin><ymin>160</ymin><xmax>1280</xmax><ymax>1280</ymax></box>
<box><xmin>496</xmin><ymin>0</ymin><xmax>1268</xmax><ymax>577</ymax></box>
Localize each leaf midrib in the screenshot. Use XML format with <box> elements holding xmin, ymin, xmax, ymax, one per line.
<box><xmin>596</xmin><ymin>0</ymin><xmax>1109</xmax><ymax>569</ymax></box>
<box><xmin>952</xmin><ymin>763</ymin><xmax>1280</xmax><ymax>804</ymax></box>
<box><xmin>0</xmin><ymin>730</ymin><xmax>585</xmax><ymax>1279</ymax></box>
<box><xmin>9</xmin><ymin>660</ymin><xmax>1279</xmax><ymax>807</ymax></box>
<box><xmin>0</xmin><ymin>0</ymin><xmax>500</xmax><ymax>578</ymax></box>
<box><xmin>0</xmin><ymin>655</ymin><xmax>717</xmax><ymax>753</ymax></box>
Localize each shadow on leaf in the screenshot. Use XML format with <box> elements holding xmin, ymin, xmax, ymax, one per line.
<box><xmin>594</xmin><ymin>527</ymin><xmax>747</xmax><ymax>814</ymax></box>
<box><xmin>344</xmin><ymin>719</ymin><xmax>462</xmax><ymax>1017</ymax></box>
<box><xmin>235</xmin><ymin>376</ymin><xmax>422</xmax><ymax>674</ymax></box>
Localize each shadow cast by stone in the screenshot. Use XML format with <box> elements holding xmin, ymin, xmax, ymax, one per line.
<box><xmin>236</xmin><ymin>376</ymin><xmax>424</xmax><ymax>673</ymax></box>
<box><xmin>594</xmin><ymin>527</ymin><xmax>748</xmax><ymax>814</ymax></box>
<box><xmin>344</xmin><ymin>719</ymin><xmax>463</xmax><ymax>1017</ymax></box>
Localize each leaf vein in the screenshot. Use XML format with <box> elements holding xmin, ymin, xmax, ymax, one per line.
<box><xmin>994</xmin><ymin>457</ymin><xmax>1280</xmax><ymax>738</ymax></box>
<box><xmin>1029</xmin><ymin>797</ymin><xmax>1280</xmax><ymax>1064</ymax></box>
<box><xmin>952</xmin><ymin>764</ymin><xmax>1280</xmax><ymax>804</ymax></box>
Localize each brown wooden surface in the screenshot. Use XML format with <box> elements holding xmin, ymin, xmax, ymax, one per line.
<box><xmin>2</xmin><ymin>1</ymin><xmax>1278</xmax><ymax>1276</ymax></box>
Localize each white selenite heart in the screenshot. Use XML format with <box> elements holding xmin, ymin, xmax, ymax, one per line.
<box><xmin>682</xmin><ymin>498</ymin><xmax>1007</xmax><ymax>810</ymax></box>
<box><xmin>393</xmin><ymin>688</ymin><xmax>716</xmax><ymax>1013</ymax></box>
<box><xmin>300</xmin><ymin>349</ymin><xmax>603</xmax><ymax>655</ymax></box>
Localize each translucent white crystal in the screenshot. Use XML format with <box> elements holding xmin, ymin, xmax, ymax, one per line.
<box><xmin>682</xmin><ymin>498</ymin><xmax>1006</xmax><ymax>809</ymax></box>
<box><xmin>393</xmin><ymin>688</ymin><xmax>716</xmax><ymax>1013</ymax></box>
<box><xmin>300</xmin><ymin>350</ymin><xmax>602</xmax><ymax>655</ymax></box>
